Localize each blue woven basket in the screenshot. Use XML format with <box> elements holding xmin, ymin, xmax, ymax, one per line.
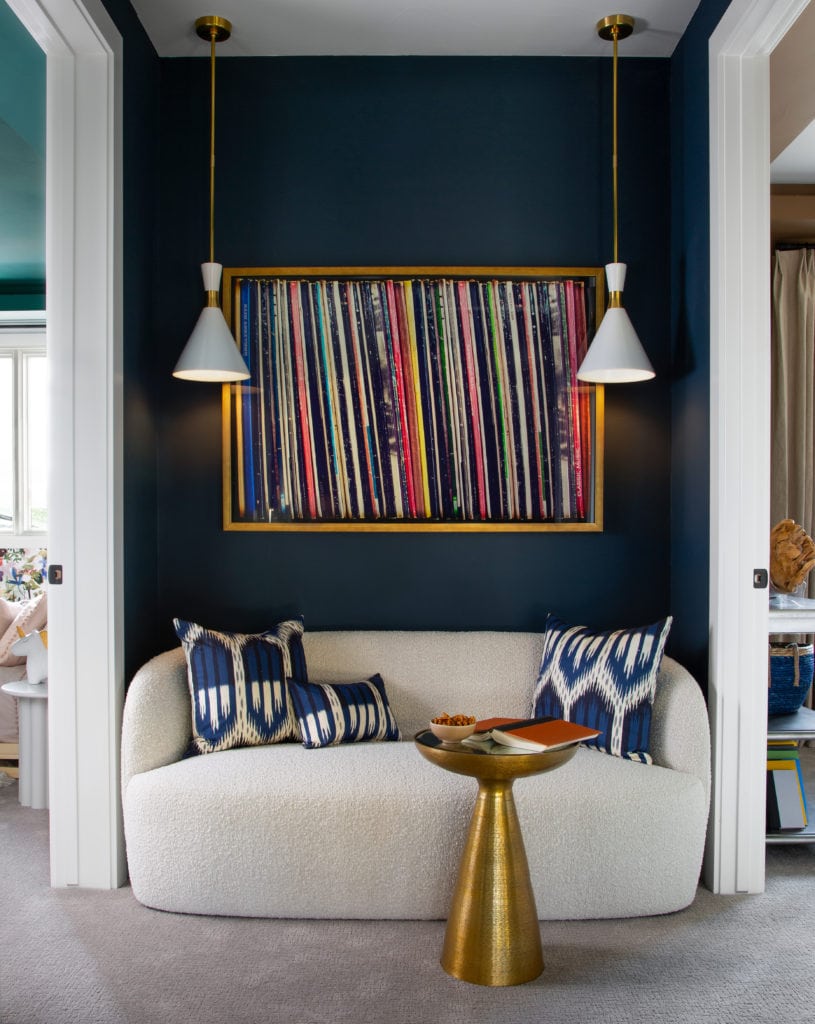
<box><xmin>768</xmin><ymin>642</ymin><xmax>814</xmax><ymax>716</ymax></box>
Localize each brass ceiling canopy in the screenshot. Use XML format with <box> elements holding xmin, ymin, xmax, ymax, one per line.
<box><xmin>195</xmin><ymin>15</ymin><xmax>232</xmax><ymax>43</ymax></box>
<box><xmin>596</xmin><ymin>13</ymin><xmax>634</xmax><ymax>41</ymax></box>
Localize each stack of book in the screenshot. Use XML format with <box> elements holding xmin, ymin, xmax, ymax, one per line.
<box><xmin>462</xmin><ymin>716</ymin><xmax>601</xmax><ymax>754</ymax></box>
<box><xmin>766</xmin><ymin>739</ymin><xmax>809</xmax><ymax>831</ymax></box>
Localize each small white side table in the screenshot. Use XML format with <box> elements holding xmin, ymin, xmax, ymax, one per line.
<box><xmin>1</xmin><ymin>680</ymin><xmax>48</xmax><ymax>809</ymax></box>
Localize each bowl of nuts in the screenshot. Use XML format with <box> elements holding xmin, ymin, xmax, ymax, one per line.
<box><xmin>429</xmin><ymin>713</ymin><xmax>477</xmax><ymax>743</ymax></box>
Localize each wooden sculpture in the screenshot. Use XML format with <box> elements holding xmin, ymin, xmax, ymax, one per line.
<box><xmin>770</xmin><ymin>519</ymin><xmax>815</xmax><ymax>593</ymax></box>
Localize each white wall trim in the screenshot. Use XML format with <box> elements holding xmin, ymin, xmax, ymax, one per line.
<box><xmin>8</xmin><ymin>0</ymin><xmax>124</xmax><ymax>888</ymax></box>
<box><xmin>707</xmin><ymin>0</ymin><xmax>810</xmax><ymax>895</ymax></box>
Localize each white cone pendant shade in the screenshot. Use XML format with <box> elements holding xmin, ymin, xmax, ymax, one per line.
<box><xmin>173</xmin><ymin>263</ymin><xmax>250</xmax><ymax>382</ymax></box>
<box><xmin>173</xmin><ymin>16</ymin><xmax>249</xmax><ymax>383</ymax></box>
<box><xmin>577</xmin><ymin>263</ymin><xmax>655</xmax><ymax>383</ymax></box>
<box><xmin>579</xmin><ymin>14</ymin><xmax>654</xmax><ymax>385</ymax></box>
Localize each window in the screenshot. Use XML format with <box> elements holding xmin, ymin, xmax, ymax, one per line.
<box><xmin>0</xmin><ymin>328</ymin><xmax>47</xmax><ymax>538</ymax></box>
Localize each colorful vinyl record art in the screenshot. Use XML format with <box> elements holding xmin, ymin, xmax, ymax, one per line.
<box><xmin>223</xmin><ymin>267</ymin><xmax>603</xmax><ymax>531</ymax></box>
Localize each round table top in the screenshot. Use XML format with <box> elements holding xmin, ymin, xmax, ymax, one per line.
<box><xmin>413</xmin><ymin>728</ymin><xmax>577</xmax><ymax>781</ymax></box>
<box><xmin>1</xmin><ymin>679</ymin><xmax>48</xmax><ymax>699</ymax></box>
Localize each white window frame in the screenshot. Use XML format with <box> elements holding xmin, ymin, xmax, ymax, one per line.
<box><xmin>0</xmin><ymin>324</ymin><xmax>47</xmax><ymax>544</ymax></box>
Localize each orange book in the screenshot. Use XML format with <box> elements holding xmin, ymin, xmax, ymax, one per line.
<box><xmin>473</xmin><ymin>716</ymin><xmax>521</xmax><ymax>734</ymax></box>
<box><xmin>490</xmin><ymin>717</ymin><xmax>601</xmax><ymax>752</ymax></box>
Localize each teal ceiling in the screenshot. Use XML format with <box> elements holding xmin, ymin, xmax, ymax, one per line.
<box><xmin>0</xmin><ymin>0</ymin><xmax>45</xmax><ymax>311</ymax></box>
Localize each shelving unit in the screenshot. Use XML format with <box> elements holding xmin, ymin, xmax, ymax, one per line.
<box><xmin>767</xmin><ymin>706</ymin><xmax>815</xmax><ymax>844</ymax></box>
<box><xmin>768</xmin><ymin>599</ymin><xmax>815</xmax><ymax>844</ymax></box>
<box><xmin>769</xmin><ymin>598</ymin><xmax>815</xmax><ymax>634</ymax></box>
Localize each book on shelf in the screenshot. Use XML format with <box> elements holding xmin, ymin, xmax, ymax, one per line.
<box><xmin>765</xmin><ymin>736</ymin><xmax>808</xmax><ymax>831</ymax></box>
<box><xmin>767</xmin><ymin>740</ymin><xmax>799</xmax><ymax>759</ymax></box>
<box><xmin>466</xmin><ymin>716</ymin><xmax>601</xmax><ymax>753</ymax></box>
<box><xmin>766</xmin><ymin>758</ymin><xmax>808</xmax><ymax>831</ymax></box>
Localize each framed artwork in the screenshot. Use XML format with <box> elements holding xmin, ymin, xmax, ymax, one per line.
<box><xmin>222</xmin><ymin>267</ymin><xmax>604</xmax><ymax>532</ymax></box>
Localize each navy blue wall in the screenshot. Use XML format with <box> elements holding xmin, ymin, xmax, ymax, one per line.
<box><xmin>99</xmin><ymin>0</ymin><xmax>160</xmax><ymax>679</ymax></box>
<box><xmin>152</xmin><ymin>55</ymin><xmax>674</xmax><ymax>657</ymax></box>
<box><xmin>669</xmin><ymin>0</ymin><xmax>732</xmax><ymax>687</ymax></box>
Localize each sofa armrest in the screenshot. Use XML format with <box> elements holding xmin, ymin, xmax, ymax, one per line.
<box><xmin>121</xmin><ymin>648</ymin><xmax>191</xmax><ymax>801</ymax></box>
<box><xmin>649</xmin><ymin>655</ymin><xmax>711</xmax><ymax>804</ymax></box>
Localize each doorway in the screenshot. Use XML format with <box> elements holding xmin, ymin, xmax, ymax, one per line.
<box><xmin>707</xmin><ymin>0</ymin><xmax>811</xmax><ymax>895</ymax></box>
<box><xmin>7</xmin><ymin>0</ymin><xmax>124</xmax><ymax>887</ymax></box>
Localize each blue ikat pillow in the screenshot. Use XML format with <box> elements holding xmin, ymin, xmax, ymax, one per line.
<box><xmin>174</xmin><ymin>617</ymin><xmax>307</xmax><ymax>754</ymax></box>
<box><xmin>288</xmin><ymin>674</ymin><xmax>401</xmax><ymax>748</ymax></box>
<box><xmin>532</xmin><ymin>614</ymin><xmax>672</xmax><ymax>763</ymax></box>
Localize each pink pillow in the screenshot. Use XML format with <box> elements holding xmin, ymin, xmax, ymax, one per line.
<box><xmin>0</xmin><ymin>592</ymin><xmax>47</xmax><ymax>667</ymax></box>
<box><xmin>0</xmin><ymin>599</ymin><xmax>16</xmax><ymax>636</ymax></box>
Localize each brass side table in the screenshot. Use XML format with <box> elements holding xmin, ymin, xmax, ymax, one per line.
<box><xmin>414</xmin><ymin>730</ymin><xmax>577</xmax><ymax>986</ymax></box>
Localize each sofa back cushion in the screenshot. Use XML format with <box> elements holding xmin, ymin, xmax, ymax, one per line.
<box><xmin>174</xmin><ymin>618</ymin><xmax>305</xmax><ymax>753</ymax></box>
<box><xmin>302</xmin><ymin>630</ymin><xmax>544</xmax><ymax>737</ymax></box>
<box><xmin>288</xmin><ymin>674</ymin><xmax>401</xmax><ymax>748</ymax></box>
<box><xmin>531</xmin><ymin>614</ymin><xmax>673</xmax><ymax>763</ymax></box>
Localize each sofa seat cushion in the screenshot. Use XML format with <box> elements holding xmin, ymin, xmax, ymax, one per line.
<box><xmin>123</xmin><ymin>739</ymin><xmax>707</xmax><ymax>921</ymax></box>
<box><xmin>517</xmin><ymin>747</ymin><xmax>707</xmax><ymax>918</ymax></box>
<box><xmin>125</xmin><ymin>740</ymin><xmax>470</xmax><ymax>920</ymax></box>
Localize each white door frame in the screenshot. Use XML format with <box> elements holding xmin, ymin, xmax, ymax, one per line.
<box><xmin>7</xmin><ymin>0</ymin><xmax>124</xmax><ymax>887</ymax></box>
<box><xmin>707</xmin><ymin>0</ymin><xmax>809</xmax><ymax>895</ymax></box>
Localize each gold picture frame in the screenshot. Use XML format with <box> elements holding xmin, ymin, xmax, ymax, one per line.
<box><xmin>222</xmin><ymin>266</ymin><xmax>604</xmax><ymax>532</ymax></box>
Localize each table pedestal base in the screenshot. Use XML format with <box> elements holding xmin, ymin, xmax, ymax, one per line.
<box><xmin>441</xmin><ymin>778</ymin><xmax>543</xmax><ymax>986</ymax></box>
<box><xmin>18</xmin><ymin>693</ymin><xmax>48</xmax><ymax>809</ymax></box>
<box><xmin>2</xmin><ymin>681</ymin><xmax>49</xmax><ymax>809</ymax></box>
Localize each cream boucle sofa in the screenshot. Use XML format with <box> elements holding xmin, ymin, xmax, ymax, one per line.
<box><xmin>121</xmin><ymin>630</ymin><xmax>710</xmax><ymax>921</ymax></box>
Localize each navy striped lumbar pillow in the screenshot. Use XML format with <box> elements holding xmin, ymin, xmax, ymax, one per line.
<box><xmin>288</xmin><ymin>674</ymin><xmax>401</xmax><ymax>748</ymax></box>
<box><xmin>174</xmin><ymin>617</ymin><xmax>306</xmax><ymax>754</ymax></box>
<box><xmin>532</xmin><ymin>613</ymin><xmax>673</xmax><ymax>763</ymax></box>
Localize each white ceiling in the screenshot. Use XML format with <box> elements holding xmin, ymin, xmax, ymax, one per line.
<box><xmin>772</xmin><ymin>122</ymin><xmax>815</xmax><ymax>185</ymax></box>
<box><xmin>128</xmin><ymin>0</ymin><xmax>703</xmax><ymax>59</ymax></box>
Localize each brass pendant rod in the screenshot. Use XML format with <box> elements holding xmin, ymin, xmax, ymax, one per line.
<box><xmin>208</xmin><ymin>27</ymin><xmax>216</xmax><ymax>265</ymax></box>
<box><xmin>598</xmin><ymin>14</ymin><xmax>633</xmax><ymax>266</ymax></box>
<box><xmin>612</xmin><ymin>24</ymin><xmax>619</xmax><ymax>265</ymax></box>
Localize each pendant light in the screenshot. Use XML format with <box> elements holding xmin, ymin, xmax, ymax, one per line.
<box><xmin>173</xmin><ymin>15</ymin><xmax>250</xmax><ymax>382</ymax></box>
<box><xmin>577</xmin><ymin>14</ymin><xmax>654</xmax><ymax>384</ymax></box>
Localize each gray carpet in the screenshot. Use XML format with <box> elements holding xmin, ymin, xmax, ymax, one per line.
<box><xmin>1</xmin><ymin>769</ymin><xmax>814</xmax><ymax>1024</ymax></box>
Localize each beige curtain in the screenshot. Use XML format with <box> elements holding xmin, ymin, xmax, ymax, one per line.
<box><xmin>771</xmin><ymin>246</ymin><xmax>815</xmax><ymax>711</ymax></box>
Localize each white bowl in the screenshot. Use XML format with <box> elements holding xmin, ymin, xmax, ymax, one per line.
<box><xmin>429</xmin><ymin>720</ymin><xmax>476</xmax><ymax>742</ymax></box>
